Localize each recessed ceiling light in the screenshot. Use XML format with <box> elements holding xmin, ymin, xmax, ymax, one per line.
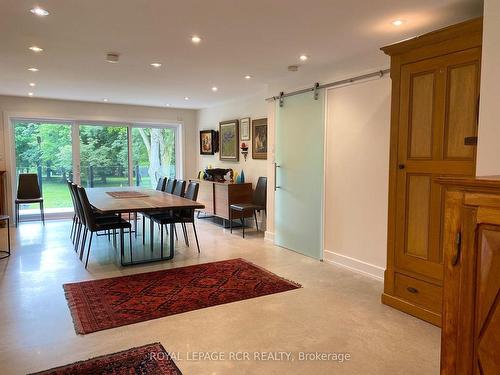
<box><xmin>28</xmin><ymin>92</ymin><xmax>34</xmax><ymax>96</ymax></box>
<box><xmin>150</xmin><ymin>62</ymin><xmax>162</xmax><ymax>68</ymax></box>
<box><xmin>28</xmin><ymin>67</ymin><xmax>39</xmax><ymax>72</ymax></box>
<box><xmin>184</xmin><ymin>96</ymin><xmax>190</xmax><ymax>100</ymax></box>
<box><xmin>106</xmin><ymin>53</ymin><xmax>120</xmax><ymax>63</ymax></box>
<box><xmin>191</xmin><ymin>36</ymin><xmax>201</xmax><ymax>44</ymax></box>
<box><xmin>244</xmin><ymin>75</ymin><xmax>252</xmax><ymax>80</ymax></box>
<box><xmin>103</xmin><ymin>98</ymin><xmax>108</xmax><ymax>102</ymax></box>
<box><xmin>29</xmin><ymin>46</ymin><xmax>44</xmax><ymax>52</ymax></box>
<box><xmin>30</xmin><ymin>7</ymin><xmax>49</xmax><ymax>16</ymax></box>
<box><xmin>392</xmin><ymin>19</ymin><xmax>405</xmax><ymax>27</ymax></box>
<box><xmin>212</xmin><ymin>86</ymin><xmax>218</xmax><ymax>92</ymax></box>
<box><xmin>299</xmin><ymin>54</ymin><xmax>308</xmax><ymax>61</ymax></box>
<box><xmin>165</xmin><ymin>104</ymin><xmax>171</xmax><ymax>107</ymax></box>
<box><xmin>29</xmin><ymin>82</ymin><xmax>36</xmax><ymax>87</ymax></box>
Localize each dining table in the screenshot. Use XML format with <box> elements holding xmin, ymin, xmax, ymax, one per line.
<box><xmin>85</xmin><ymin>186</ymin><xmax>204</xmax><ymax>266</ymax></box>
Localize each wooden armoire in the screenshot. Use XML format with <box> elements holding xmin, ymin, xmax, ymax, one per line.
<box><xmin>381</xmin><ymin>18</ymin><xmax>483</xmax><ymax>326</ymax></box>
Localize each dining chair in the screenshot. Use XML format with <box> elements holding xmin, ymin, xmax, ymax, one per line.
<box><xmin>67</xmin><ymin>179</ymin><xmax>78</xmax><ymax>243</ymax></box>
<box><xmin>15</xmin><ymin>173</ymin><xmax>44</xmax><ymax>226</ymax></box>
<box><xmin>165</xmin><ymin>178</ymin><xmax>176</xmax><ymax>194</ymax></box>
<box><xmin>229</xmin><ymin>176</ymin><xmax>267</xmax><ymax>238</ymax></box>
<box><xmin>151</xmin><ymin>181</ymin><xmax>201</xmax><ymax>253</ymax></box>
<box><xmin>172</xmin><ymin>179</ymin><xmax>186</xmax><ymax>197</ymax></box>
<box><xmin>77</xmin><ymin>186</ymin><xmax>132</xmax><ymax>268</ymax></box>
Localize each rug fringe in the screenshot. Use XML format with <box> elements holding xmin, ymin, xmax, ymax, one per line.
<box><xmin>63</xmin><ymin>285</ymin><xmax>86</xmax><ymax>335</ymax></box>
<box><xmin>236</xmin><ymin>258</ymin><xmax>303</xmax><ymax>288</ymax></box>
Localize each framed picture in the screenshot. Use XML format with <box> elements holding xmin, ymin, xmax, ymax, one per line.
<box><xmin>219</xmin><ymin>120</ymin><xmax>239</xmax><ymax>161</ymax></box>
<box><xmin>252</xmin><ymin>118</ymin><xmax>267</xmax><ymax>160</ymax></box>
<box><xmin>240</xmin><ymin>117</ymin><xmax>251</xmax><ymax>141</ymax></box>
<box><xmin>199</xmin><ymin>130</ymin><xmax>216</xmax><ymax>155</ymax></box>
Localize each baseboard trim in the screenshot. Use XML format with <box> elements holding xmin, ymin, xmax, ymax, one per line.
<box><xmin>323</xmin><ymin>250</ymin><xmax>385</xmax><ymax>281</ymax></box>
<box><xmin>264</xmin><ymin>231</ymin><xmax>274</xmax><ymax>242</ymax></box>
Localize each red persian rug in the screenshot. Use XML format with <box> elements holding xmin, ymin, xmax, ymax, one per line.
<box><xmin>29</xmin><ymin>342</ymin><xmax>181</xmax><ymax>374</ymax></box>
<box><xmin>64</xmin><ymin>258</ymin><xmax>301</xmax><ymax>334</ymax></box>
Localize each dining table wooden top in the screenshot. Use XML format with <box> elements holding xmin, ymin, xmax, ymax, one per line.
<box><xmin>86</xmin><ymin>187</ymin><xmax>205</xmax><ymax>214</ymax></box>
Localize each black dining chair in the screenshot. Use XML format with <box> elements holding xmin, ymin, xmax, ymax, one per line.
<box><xmin>229</xmin><ymin>177</ymin><xmax>267</xmax><ymax>238</ymax></box>
<box><xmin>77</xmin><ymin>186</ymin><xmax>132</xmax><ymax>268</ymax></box>
<box><xmin>164</xmin><ymin>178</ymin><xmax>176</xmax><ymax>194</ymax></box>
<box><xmin>151</xmin><ymin>181</ymin><xmax>201</xmax><ymax>253</ymax></box>
<box><xmin>15</xmin><ymin>173</ymin><xmax>44</xmax><ymax>226</ymax></box>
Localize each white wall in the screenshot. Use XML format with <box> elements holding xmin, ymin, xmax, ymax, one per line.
<box><xmin>323</xmin><ymin>77</ymin><xmax>391</xmax><ymax>280</ymax></box>
<box><xmin>0</xmin><ymin>95</ymin><xmax>197</xmax><ymax>216</ymax></box>
<box><xmin>196</xmin><ymin>92</ymin><xmax>268</xmax><ymax>187</ymax></box>
<box><xmin>476</xmin><ymin>0</ymin><xmax>500</xmax><ymax>176</ymax></box>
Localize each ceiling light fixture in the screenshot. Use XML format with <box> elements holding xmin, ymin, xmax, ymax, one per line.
<box><xmin>299</xmin><ymin>54</ymin><xmax>308</xmax><ymax>61</ymax></box>
<box><xmin>191</xmin><ymin>36</ymin><xmax>201</xmax><ymax>44</ymax></box>
<box><xmin>106</xmin><ymin>53</ymin><xmax>120</xmax><ymax>63</ymax></box>
<box><xmin>29</xmin><ymin>82</ymin><xmax>36</xmax><ymax>87</ymax></box>
<box><xmin>212</xmin><ymin>86</ymin><xmax>218</xmax><ymax>92</ymax></box>
<box><xmin>244</xmin><ymin>75</ymin><xmax>252</xmax><ymax>80</ymax></box>
<box><xmin>150</xmin><ymin>62</ymin><xmax>162</xmax><ymax>68</ymax></box>
<box><xmin>28</xmin><ymin>92</ymin><xmax>34</xmax><ymax>96</ymax></box>
<box><xmin>392</xmin><ymin>19</ymin><xmax>405</xmax><ymax>27</ymax></box>
<box><xmin>184</xmin><ymin>96</ymin><xmax>190</xmax><ymax>100</ymax></box>
<box><xmin>165</xmin><ymin>104</ymin><xmax>171</xmax><ymax>107</ymax></box>
<box><xmin>29</xmin><ymin>46</ymin><xmax>44</xmax><ymax>52</ymax></box>
<box><xmin>28</xmin><ymin>67</ymin><xmax>39</xmax><ymax>72</ymax></box>
<box><xmin>30</xmin><ymin>7</ymin><xmax>49</xmax><ymax>16</ymax></box>
<box><xmin>103</xmin><ymin>98</ymin><xmax>108</xmax><ymax>102</ymax></box>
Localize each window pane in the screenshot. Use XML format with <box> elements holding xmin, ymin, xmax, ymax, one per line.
<box><xmin>14</xmin><ymin>120</ymin><xmax>73</xmax><ymax>213</ymax></box>
<box><xmin>79</xmin><ymin>124</ymin><xmax>129</xmax><ymax>188</ymax></box>
<box><xmin>132</xmin><ymin>127</ymin><xmax>176</xmax><ymax>188</ymax></box>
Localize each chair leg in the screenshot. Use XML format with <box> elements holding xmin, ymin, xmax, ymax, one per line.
<box><xmin>70</xmin><ymin>215</ymin><xmax>76</xmax><ymax>240</ymax></box>
<box><xmin>15</xmin><ymin>203</ymin><xmax>19</xmax><ymax>227</ymax></box>
<box><xmin>150</xmin><ymin>218</ymin><xmax>154</xmax><ymax>252</ymax></box>
<box><xmin>40</xmin><ymin>201</ymin><xmax>45</xmax><ymax>225</ymax></box>
<box><xmin>85</xmin><ymin>232</ymin><xmax>93</xmax><ymax>269</ymax></box>
<box><xmin>182</xmin><ymin>223</ymin><xmax>189</xmax><ymax>246</ymax></box>
<box><xmin>254</xmin><ymin>210</ymin><xmax>259</xmax><ymax>232</ymax></box>
<box><xmin>160</xmin><ymin>224</ymin><xmax>164</xmax><ymax>258</ymax></box>
<box><xmin>241</xmin><ymin>218</ymin><xmax>245</xmax><ymax>238</ymax></box>
<box><xmin>79</xmin><ymin>228</ymin><xmax>88</xmax><ymax>260</ymax></box>
<box><xmin>129</xmin><ymin>227</ymin><xmax>133</xmax><ymax>263</ymax></box>
<box><xmin>75</xmin><ymin>223</ymin><xmax>82</xmax><ymax>252</ymax></box>
<box><xmin>134</xmin><ymin>212</ymin><xmax>138</xmax><ymax>239</ymax></box>
<box><xmin>173</xmin><ymin>224</ymin><xmax>178</xmax><ymax>240</ymax></box>
<box><xmin>192</xmin><ymin>222</ymin><xmax>200</xmax><ymax>253</ymax></box>
<box><xmin>120</xmin><ymin>228</ymin><xmax>125</xmax><ymax>260</ymax></box>
<box><xmin>142</xmin><ymin>215</ymin><xmax>146</xmax><ymax>245</ymax></box>
<box><xmin>230</xmin><ymin>209</ymin><xmax>233</xmax><ymax>234</ymax></box>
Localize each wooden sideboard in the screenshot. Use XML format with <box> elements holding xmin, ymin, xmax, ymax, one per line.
<box><xmin>437</xmin><ymin>176</ymin><xmax>500</xmax><ymax>374</ymax></box>
<box><xmin>191</xmin><ymin>179</ymin><xmax>252</xmax><ymax>221</ymax></box>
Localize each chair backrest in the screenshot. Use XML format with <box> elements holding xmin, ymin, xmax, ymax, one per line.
<box><xmin>71</xmin><ymin>183</ymin><xmax>86</xmax><ymax>225</ymax></box>
<box><xmin>156</xmin><ymin>177</ymin><xmax>166</xmax><ymax>191</ymax></box>
<box><xmin>184</xmin><ymin>182</ymin><xmax>199</xmax><ymax>201</ymax></box>
<box><xmin>67</xmin><ymin>179</ymin><xmax>77</xmax><ymax>212</ymax></box>
<box><xmin>173</xmin><ymin>179</ymin><xmax>186</xmax><ymax>197</ymax></box>
<box><xmin>253</xmin><ymin>177</ymin><xmax>267</xmax><ymax>207</ymax></box>
<box><xmin>17</xmin><ymin>173</ymin><xmax>42</xmax><ymax>199</ymax></box>
<box><xmin>77</xmin><ymin>186</ymin><xmax>96</xmax><ymax>229</ymax></box>
<box><xmin>165</xmin><ymin>178</ymin><xmax>176</xmax><ymax>194</ymax></box>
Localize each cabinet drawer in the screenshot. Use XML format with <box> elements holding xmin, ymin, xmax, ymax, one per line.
<box><xmin>394</xmin><ymin>273</ymin><xmax>442</xmax><ymax>313</ymax></box>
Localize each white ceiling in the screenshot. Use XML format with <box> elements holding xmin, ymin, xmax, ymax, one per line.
<box><xmin>0</xmin><ymin>0</ymin><xmax>483</xmax><ymax>109</ymax></box>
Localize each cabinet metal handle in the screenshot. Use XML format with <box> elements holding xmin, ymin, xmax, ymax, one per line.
<box><xmin>407</xmin><ymin>287</ymin><xmax>419</xmax><ymax>294</ymax></box>
<box><xmin>274</xmin><ymin>163</ymin><xmax>281</xmax><ymax>191</ymax></box>
<box><xmin>452</xmin><ymin>231</ymin><xmax>461</xmax><ymax>266</ymax></box>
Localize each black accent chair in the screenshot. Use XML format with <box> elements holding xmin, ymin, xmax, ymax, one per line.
<box><xmin>172</xmin><ymin>179</ymin><xmax>186</xmax><ymax>197</ymax></box>
<box><xmin>156</xmin><ymin>176</ymin><xmax>167</xmax><ymax>191</ymax></box>
<box><xmin>151</xmin><ymin>181</ymin><xmax>200</xmax><ymax>253</ymax></box>
<box><xmin>77</xmin><ymin>186</ymin><xmax>132</xmax><ymax>268</ymax></box>
<box><xmin>15</xmin><ymin>173</ymin><xmax>44</xmax><ymax>226</ymax></box>
<box><xmin>229</xmin><ymin>177</ymin><xmax>267</xmax><ymax>238</ymax></box>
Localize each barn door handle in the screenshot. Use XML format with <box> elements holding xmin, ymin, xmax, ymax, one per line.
<box><xmin>274</xmin><ymin>163</ymin><xmax>281</xmax><ymax>191</ymax></box>
<box><xmin>452</xmin><ymin>231</ymin><xmax>461</xmax><ymax>266</ymax></box>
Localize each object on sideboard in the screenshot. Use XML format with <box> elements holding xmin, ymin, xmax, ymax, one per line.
<box><xmin>241</xmin><ymin>142</ymin><xmax>249</xmax><ymax>161</ymax></box>
<box><xmin>204</xmin><ymin>168</ymin><xmax>234</xmax><ymax>183</ymax></box>
<box><xmin>200</xmin><ymin>130</ymin><xmax>218</xmax><ymax>155</ymax></box>
<box><xmin>219</xmin><ymin>120</ymin><xmax>239</xmax><ymax>161</ymax></box>
<box><xmin>252</xmin><ymin>118</ymin><xmax>267</xmax><ymax>160</ymax></box>
<box><xmin>240</xmin><ymin>117</ymin><xmax>251</xmax><ymax>141</ymax></box>
<box><xmin>236</xmin><ymin>170</ymin><xmax>245</xmax><ymax>184</ymax></box>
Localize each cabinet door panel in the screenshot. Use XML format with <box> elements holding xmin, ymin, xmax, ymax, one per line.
<box><xmin>445</xmin><ymin>62</ymin><xmax>480</xmax><ymax>160</ymax></box>
<box><xmin>409</xmin><ymin>73</ymin><xmax>435</xmax><ymax>159</ymax></box>
<box><xmin>406</xmin><ymin>175</ymin><xmax>431</xmax><ymax>258</ymax></box>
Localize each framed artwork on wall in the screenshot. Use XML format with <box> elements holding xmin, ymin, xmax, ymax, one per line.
<box><xmin>199</xmin><ymin>130</ymin><xmax>216</xmax><ymax>155</ymax></box>
<box><xmin>240</xmin><ymin>117</ymin><xmax>251</xmax><ymax>141</ymax></box>
<box><xmin>252</xmin><ymin>118</ymin><xmax>267</xmax><ymax>160</ymax></box>
<box><xmin>219</xmin><ymin>120</ymin><xmax>239</xmax><ymax>161</ymax></box>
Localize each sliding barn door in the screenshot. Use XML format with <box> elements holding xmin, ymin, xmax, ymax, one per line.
<box><xmin>275</xmin><ymin>91</ymin><xmax>325</xmax><ymax>259</ymax></box>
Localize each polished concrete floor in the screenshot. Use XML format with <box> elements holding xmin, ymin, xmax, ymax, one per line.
<box><xmin>0</xmin><ymin>218</ymin><xmax>440</xmax><ymax>374</ymax></box>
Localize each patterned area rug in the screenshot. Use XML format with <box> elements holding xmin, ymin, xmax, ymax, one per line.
<box><xmin>64</xmin><ymin>258</ymin><xmax>301</xmax><ymax>334</ymax></box>
<box><xmin>29</xmin><ymin>343</ymin><xmax>182</xmax><ymax>374</ymax></box>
